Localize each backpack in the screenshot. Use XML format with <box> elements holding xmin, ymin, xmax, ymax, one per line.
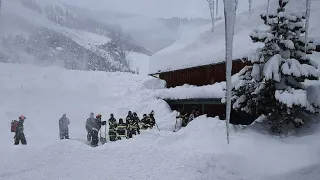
<box><xmin>11</xmin><ymin>120</ymin><xmax>18</xmax><ymax>132</ymax></box>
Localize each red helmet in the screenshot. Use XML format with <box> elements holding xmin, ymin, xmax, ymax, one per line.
<box><xmin>19</xmin><ymin>115</ymin><xmax>26</xmax><ymax>120</ymax></box>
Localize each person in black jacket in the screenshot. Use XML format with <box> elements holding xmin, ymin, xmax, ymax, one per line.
<box><xmin>108</xmin><ymin>114</ymin><xmax>117</xmax><ymax>141</ymax></box>
<box><xmin>132</xmin><ymin>112</ymin><xmax>140</xmax><ymax>135</ymax></box>
<box><xmin>59</xmin><ymin>114</ymin><xmax>70</xmax><ymax>140</ymax></box>
<box><xmin>86</xmin><ymin>113</ymin><xmax>102</xmax><ymax>147</ymax></box>
<box><xmin>126</xmin><ymin>111</ymin><xmax>134</xmax><ymax>138</ymax></box>
<box><xmin>86</xmin><ymin>112</ymin><xmax>95</xmax><ymax>143</ymax></box>
<box><xmin>14</xmin><ymin>115</ymin><xmax>27</xmax><ymax>145</ymax></box>
<box><xmin>140</xmin><ymin>114</ymin><xmax>150</xmax><ymax>130</ymax></box>
<box><xmin>117</xmin><ymin>118</ymin><xmax>127</xmax><ymax>140</ymax></box>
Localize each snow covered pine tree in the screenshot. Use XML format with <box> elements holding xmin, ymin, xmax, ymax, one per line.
<box><xmin>233</xmin><ymin>0</ymin><xmax>319</xmax><ymax>134</ymax></box>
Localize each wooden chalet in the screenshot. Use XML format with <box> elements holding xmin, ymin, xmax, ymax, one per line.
<box><xmin>148</xmin><ymin>9</ymin><xmax>269</xmax><ymax>125</ymax></box>
<box><xmin>149</xmin><ymin>59</ymin><xmax>254</xmax><ymax>125</ymax></box>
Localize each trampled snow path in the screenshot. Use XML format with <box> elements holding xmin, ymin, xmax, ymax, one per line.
<box><xmin>1</xmin><ymin>63</ymin><xmax>320</xmax><ymax>180</ymax></box>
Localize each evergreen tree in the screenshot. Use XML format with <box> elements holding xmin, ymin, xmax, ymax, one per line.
<box><xmin>233</xmin><ymin>0</ymin><xmax>318</xmax><ymax>133</ymax></box>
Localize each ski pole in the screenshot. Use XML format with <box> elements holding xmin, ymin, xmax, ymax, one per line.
<box><xmin>155</xmin><ymin>121</ymin><xmax>160</xmax><ymax>131</ymax></box>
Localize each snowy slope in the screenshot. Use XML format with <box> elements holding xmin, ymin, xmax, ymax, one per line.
<box><xmin>1</xmin><ymin>63</ymin><xmax>320</xmax><ymax>180</ymax></box>
<box><xmin>0</xmin><ymin>0</ymin><xmax>140</xmax><ymax>71</ymax></box>
<box><xmin>127</xmin><ymin>52</ymin><xmax>150</xmax><ymax>75</ymax></box>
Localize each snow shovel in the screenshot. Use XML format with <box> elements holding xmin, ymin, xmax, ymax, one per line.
<box><xmin>173</xmin><ymin>117</ymin><xmax>179</xmax><ymax>132</ymax></box>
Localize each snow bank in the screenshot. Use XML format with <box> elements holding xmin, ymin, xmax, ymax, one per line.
<box><xmin>143</xmin><ymin>78</ymin><xmax>166</xmax><ymax>89</ymax></box>
<box><xmin>156</xmin><ymin>83</ymin><xmax>225</xmax><ymax>100</ymax></box>
<box><xmin>127</xmin><ymin>52</ymin><xmax>151</xmax><ymax>75</ymax></box>
<box><xmin>155</xmin><ymin>73</ymin><xmax>240</xmax><ymax>100</ymax></box>
<box><xmin>1</xmin><ymin>63</ymin><xmax>320</xmax><ymax>180</ymax></box>
<box><xmin>0</xmin><ymin>62</ymin><xmax>171</xmax><ymax>145</ymax></box>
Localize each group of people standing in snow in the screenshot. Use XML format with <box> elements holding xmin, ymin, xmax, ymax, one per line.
<box><xmin>175</xmin><ymin>109</ymin><xmax>201</xmax><ymax>131</ymax></box>
<box><xmin>11</xmin><ymin>110</ymin><xmax>157</xmax><ymax>147</ymax></box>
<box><xmin>84</xmin><ymin>110</ymin><xmax>157</xmax><ymax>147</ymax></box>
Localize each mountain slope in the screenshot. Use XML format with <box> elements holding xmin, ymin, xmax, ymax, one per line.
<box><xmin>0</xmin><ymin>0</ymin><xmax>151</xmax><ymax>72</ymax></box>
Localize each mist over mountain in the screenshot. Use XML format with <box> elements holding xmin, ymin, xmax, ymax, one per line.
<box><xmin>0</xmin><ymin>0</ymin><xmax>211</xmax><ymax>72</ymax></box>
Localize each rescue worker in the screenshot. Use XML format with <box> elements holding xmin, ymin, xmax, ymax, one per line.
<box><xmin>117</xmin><ymin>118</ymin><xmax>127</xmax><ymax>140</ymax></box>
<box><xmin>149</xmin><ymin>110</ymin><xmax>156</xmax><ymax>128</ymax></box>
<box><xmin>126</xmin><ymin>111</ymin><xmax>133</xmax><ymax>123</ymax></box>
<box><xmin>195</xmin><ymin>110</ymin><xmax>201</xmax><ymax>118</ymax></box>
<box><xmin>132</xmin><ymin>112</ymin><xmax>140</xmax><ymax>135</ymax></box>
<box><xmin>108</xmin><ymin>114</ymin><xmax>117</xmax><ymax>141</ymax></box>
<box><xmin>141</xmin><ymin>114</ymin><xmax>151</xmax><ymax>130</ymax></box>
<box><xmin>180</xmin><ymin>110</ymin><xmax>188</xmax><ymax>127</ymax></box>
<box><xmin>59</xmin><ymin>114</ymin><xmax>70</xmax><ymax>140</ymax></box>
<box><xmin>86</xmin><ymin>112</ymin><xmax>95</xmax><ymax>142</ymax></box>
<box><xmin>126</xmin><ymin>111</ymin><xmax>135</xmax><ymax>138</ymax></box>
<box><xmin>188</xmin><ymin>110</ymin><xmax>195</xmax><ymax>123</ymax></box>
<box><xmin>14</xmin><ymin>115</ymin><xmax>27</xmax><ymax>145</ymax></box>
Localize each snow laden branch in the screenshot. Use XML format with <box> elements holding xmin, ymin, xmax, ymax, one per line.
<box><xmin>233</xmin><ymin>0</ymin><xmax>319</xmax><ymax>134</ymax></box>
<box><xmin>223</xmin><ymin>0</ymin><xmax>237</xmax><ymax>144</ymax></box>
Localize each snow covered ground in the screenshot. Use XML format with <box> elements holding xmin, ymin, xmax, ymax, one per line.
<box><xmin>1</xmin><ymin>63</ymin><xmax>320</xmax><ymax>180</ymax></box>
<box><xmin>127</xmin><ymin>52</ymin><xmax>151</xmax><ymax>75</ymax></box>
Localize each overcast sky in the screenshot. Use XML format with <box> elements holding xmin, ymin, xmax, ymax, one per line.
<box><xmin>63</xmin><ymin>0</ymin><xmax>267</xmax><ymax>19</ymax></box>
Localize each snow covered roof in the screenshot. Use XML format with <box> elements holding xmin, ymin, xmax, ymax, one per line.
<box><xmin>149</xmin><ymin>0</ymin><xmax>320</xmax><ymax>74</ymax></box>
<box><xmin>156</xmin><ymin>83</ymin><xmax>225</xmax><ymax>100</ymax></box>
<box><xmin>155</xmin><ymin>73</ymin><xmax>240</xmax><ymax>100</ymax></box>
<box><xmin>149</xmin><ymin>4</ymin><xmax>267</xmax><ymax>74</ymax></box>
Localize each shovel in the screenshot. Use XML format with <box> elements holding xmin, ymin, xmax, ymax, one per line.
<box><xmin>100</xmin><ymin>121</ymin><xmax>107</xmax><ymax>145</ymax></box>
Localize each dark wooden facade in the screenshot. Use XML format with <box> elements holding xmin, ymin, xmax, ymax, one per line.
<box><xmin>159</xmin><ymin>60</ymin><xmax>247</xmax><ymax>88</ymax></box>
<box><xmin>155</xmin><ymin>60</ymin><xmax>255</xmax><ymax>125</ymax></box>
<box><xmin>166</xmin><ymin>99</ymin><xmax>255</xmax><ymax>125</ymax></box>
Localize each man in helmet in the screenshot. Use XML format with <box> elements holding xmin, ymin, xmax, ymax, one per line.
<box><xmin>126</xmin><ymin>111</ymin><xmax>135</xmax><ymax>138</ymax></box>
<box><xmin>14</xmin><ymin>115</ymin><xmax>27</xmax><ymax>145</ymax></box>
<box><xmin>132</xmin><ymin>112</ymin><xmax>140</xmax><ymax>135</ymax></box>
<box><xmin>108</xmin><ymin>114</ymin><xmax>117</xmax><ymax>141</ymax></box>
<box><xmin>59</xmin><ymin>114</ymin><xmax>70</xmax><ymax>140</ymax></box>
<box><xmin>126</xmin><ymin>111</ymin><xmax>133</xmax><ymax>123</ymax></box>
<box><xmin>89</xmin><ymin>114</ymin><xmax>103</xmax><ymax>147</ymax></box>
<box><xmin>117</xmin><ymin>118</ymin><xmax>127</xmax><ymax>140</ymax></box>
<box><xmin>140</xmin><ymin>114</ymin><xmax>150</xmax><ymax>130</ymax></box>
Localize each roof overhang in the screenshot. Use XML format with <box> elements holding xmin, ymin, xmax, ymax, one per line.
<box><xmin>164</xmin><ymin>98</ymin><xmax>223</xmax><ymax>105</ymax></box>
<box><xmin>149</xmin><ymin>59</ymin><xmax>245</xmax><ymax>75</ymax></box>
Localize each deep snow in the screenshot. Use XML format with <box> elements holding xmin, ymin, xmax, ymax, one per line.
<box><xmin>1</xmin><ymin>63</ymin><xmax>320</xmax><ymax>180</ymax></box>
